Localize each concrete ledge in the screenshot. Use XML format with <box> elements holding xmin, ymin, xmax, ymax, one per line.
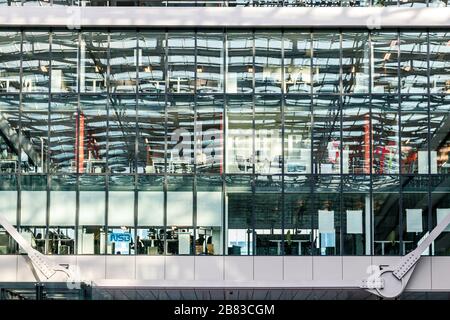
<box><xmin>0</xmin><ymin>7</ymin><xmax>448</xmax><ymax>28</ymax></box>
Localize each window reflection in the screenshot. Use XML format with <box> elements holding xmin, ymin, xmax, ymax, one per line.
<box><xmin>0</xmin><ymin>31</ymin><xmax>21</xmax><ymax>93</ymax></box>
<box><xmin>254</xmin><ymin>32</ymin><xmax>282</xmax><ymax>93</ymax></box>
<box><xmin>313</xmin><ymin>95</ymin><xmax>341</xmax><ymax>174</ymax></box>
<box><xmin>226</xmin><ymin>32</ymin><xmax>253</xmax><ymax>94</ymax></box>
<box><xmin>52</xmin><ymin>32</ymin><xmax>78</xmax><ymax>93</ymax></box>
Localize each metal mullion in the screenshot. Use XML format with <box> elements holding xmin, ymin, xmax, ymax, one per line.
<box><xmin>426</xmin><ymin>30</ymin><xmax>433</xmax><ymax>250</ymax></box>
<box><xmin>134</xmin><ymin>30</ymin><xmax>139</xmax><ymax>254</ymax></box>
<box><xmin>45</xmin><ymin>30</ymin><xmax>53</xmax><ymax>253</ymax></box>
<box><xmin>251</xmin><ymin>29</ymin><xmax>256</xmax><ymax>256</ymax></box>
<box><xmin>104</xmin><ymin>30</ymin><xmax>111</xmax><ymax>255</ymax></box>
<box><xmin>222</xmin><ymin>31</ymin><xmax>227</xmax><ymax>257</ymax></box>
<box><xmin>163</xmin><ymin>29</ymin><xmax>168</xmax><ymax>256</ymax></box>
<box><xmin>193</xmin><ymin>30</ymin><xmax>198</xmax><ymax>256</ymax></box>
<box><xmin>16</xmin><ymin>29</ymin><xmax>24</xmax><ymax>250</ymax></box>
<box><xmin>338</xmin><ymin>31</ymin><xmax>343</xmax><ymax>256</ymax></box>
<box><xmin>310</xmin><ymin>30</ymin><xmax>315</xmax><ymax>256</ymax></box>
<box><xmin>280</xmin><ymin>30</ymin><xmax>285</xmax><ymax>257</ymax></box>
<box><xmin>368</xmin><ymin>30</ymin><xmax>374</xmax><ymax>256</ymax></box>
<box><xmin>397</xmin><ymin>30</ymin><xmax>403</xmax><ymax>255</ymax></box>
<box><xmin>75</xmin><ymin>30</ymin><xmax>81</xmax><ymax>255</ymax></box>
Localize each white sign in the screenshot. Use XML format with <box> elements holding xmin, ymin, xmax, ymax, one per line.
<box><xmin>437</xmin><ymin>208</ymin><xmax>450</xmax><ymax>232</ymax></box>
<box><xmin>406</xmin><ymin>209</ymin><xmax>423</xmax><ymax>233</ymax></box>
<box><xmin>319</xmin><ymin>210</ymin><xmax>334</xmax><ymax>233</ymax></box>
<box><xmin>346</xmin><ymin>210</ymin><xmax>363</xmax><ymax>234</ymax></box>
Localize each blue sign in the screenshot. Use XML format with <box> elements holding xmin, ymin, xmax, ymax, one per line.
<box><xmin>110</xmin><ymin>233</ymin><xmax>131</xmax><ymax>242</ymax></box>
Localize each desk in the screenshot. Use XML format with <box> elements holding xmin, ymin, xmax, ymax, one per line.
<box><xmin>374</xmin><ymin>240</ymin><xmax>414</xmax><ymax>255</ymax></box>
<box><xmin>0</xmin><ymin>160</ymin><xmax>18</xmax><ymax>173</ymax></box>
<box><xmin>269</xmin><ymin>239</ymin><xmax>310</xmax><ymax>255</ymax></box>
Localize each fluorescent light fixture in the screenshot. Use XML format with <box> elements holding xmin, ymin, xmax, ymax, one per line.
<box><xmin>247</xmin><ymin>66</ymin><xmax>254</xmax><ymax>73</ymax></box>
<box><xmin>144</xmin><ymin>66</ymin><xmax>152</xmax><ymax>73</ymax></box>
<box><xmin>40</xmin><ymin>65</ymin><xmax>48</xmax><ymax>73</ymax></box>
<box><xmin>383</xmin><ymin>53</ymin><xmax>391</xmax><ymax>61</ymax></box>
<box><xmin>95</xmin><ymin>65</ymin><xmax>100</xmax><ymax>73</ymax></box>
<box><xmin>196</xmin><ymin>66</ymin><xmax>203</xmax><ymax>73</ymax></box>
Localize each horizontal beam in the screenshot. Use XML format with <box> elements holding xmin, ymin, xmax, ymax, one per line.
<box><xmin>0</xmin><ymin>7</ymin><xmax>449</xmax><ymax>28</ymax></box>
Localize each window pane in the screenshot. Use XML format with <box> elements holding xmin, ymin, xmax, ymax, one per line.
<box><xmin>79</xmin><ymin>95</ymin><xmax>107</xmax><ymax>173</ymax></box>
<box><xmin>373</xmin><ymin>175</ymin><xmax>400</xmax><ymax>255</ymax></box>
<box><xmin>110</xmin><ymin>32</ymin><xmax>137</xmax><ymax>94</ymax></box>
<box><xmin>225</xmin><ymin>95</ymin><xmax>253</xmax><ymax>173</ymax></box>
<box><xmin>254</xmin><ymin>175</ymin><xmax>282</xmax><ymax>256</ymax></box>
<box><xmin>167</xmin><ymin>95</ymin><xmax>194</xmax><ymax>173</ymax></box>
<box><xmin>0</xmin><ymin>95</ymin><xmax>20</xmax><ymax>173</ymax></box>
<box><xmin>313</xmin><ymin>95</ymin><xmax>341</xmax><ymax>174</ymax></box>
<box><xmin>400</xmin><ymin>95</ymin><xmax>428</xmax><ymax>174</ymax></box>
<box><xmin>51</xmin><ymin>32</ymin><xmax>78</xmax><ymax>93</ymax></box>
<box><xmin>254</xmin><ymin>32</ymin><xmax>282</xmax><ymax>94</ymax></box>
<box><xmin>372</xmin><ymin>32</ymin><xmax>399</xmax><ymax>94</ymax></box>
<box><xmin>342</xmin><ymin>95</ymin><xmax>371</xmax><ymax>174</ymax></box>
<box><xmin>429</xmin><ymin>32</ymin><xmax>450</xmax><ymax>94</ymax></box>
<box><xmin>137</xmin><ymin>95</ymin><xmax>165</xmax><ymax>174</ymax></box>
<box><xmin>342</xmin><ymin>32</ymin><xmax>369</xmax><ymax>94</ymax></box>
<box><xmin>284</xmin><ymin>95</ymin><xmax>312</xmax><ymax>174</ymax></box>
<box><xmin>197</xmin><ymin>175</ymin><xmax>223</xmax><ymax>255</ymax></box>
<box><xmin>197</xmin><ymin>32</ymin><xmax>224</xmax><ymax>93</ymax></box>
<box><xmin>226</xmin><ymin>175</ymin><xmax>253</xmax><ymax>255</ymax></box>
<box><xmin>430</xmin><ymin>96</ymin><xmax>450</xmax><ymax>174</ymax></box>
<box><xmin>167</xmin><ymin>33</ymin><xmax>195</xmax><ymax>93</ymax></box>
<box><xmin>196</xmin><ymin>95</ymin><xmax>224</xmax><ymax>174</ymax></box>
<box><xmin>284</xmin><ymin>32</ymin><xmax>311</xmax><ymax>94</ymax></box>
<box><xmin>372</xmin><ymin>95</ymin><xmax>400</xmax><ymax>174</ymax></box>
<box><xmin>108</xmin><ymin>95</ymin><xmax>136</xmax><ymax>173</ymax></box>
<box><xmin>22</xmin><ymin>32</ymin><xmax>49</xmax><ymax>93</ymax></box>
<box><xmin>226</xmin><ymin>32</ymin><xmax>253</xmax><ymax>94</ymax></box>
<box><xmin>312</xmin><ymin>176</ymin><xmax>341</xmax><ymax>255</ymax></box>
<box><xmin>312</xmin><ymin>32</ymin><xmax>340</xmax><ymax>94</ymax></box>
<box><xmin>80</xmin><ymin>32</ymin><xmax>108</xmax><ymax>93</ymax></box>
<box><xmin>255</xmin><ymin>95</ymin><xmax>282</xmax><ymax>174</ymax></box>
<box><xmin>138</xmin><ymin>32</ymin><xmax>165</xmax><ymax>93</ymax></box>
<box><xmin>343</xmin><ymin>176</ymin><xmax>370</xmax><ymax>255</ymax></box>
<box><xmin>284</xmin><ymin>175</ymin><xmax>312</xmax><ymax>256</ymax></box>
<box><xmin>402</xmin><ymin>176</ymin><xmax>429</xmax><ymax>255</ymax></box>
<box><xmin>49</xmin><ymin>94</ymin><xmax>77</xmax><ymax>173</ymax></box>
<box><xmin>0</xmin><ymin>31</ymin><xmax>21</xmax><ymax>93</ymax></box>
<box><xmin>21</xmin><ymin>94</ymin><xmax>49</xmax><ymax>173</ymax></box>
<box><xmin>400</xmin><ymin>32</ymin><xmax>428</xmax><ymax>94</ymax></box>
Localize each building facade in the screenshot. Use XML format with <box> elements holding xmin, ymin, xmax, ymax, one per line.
<box><xmin>0</xmin><ymin>4</ymin><xmax>449</xmax><ymax>299</ymax></box>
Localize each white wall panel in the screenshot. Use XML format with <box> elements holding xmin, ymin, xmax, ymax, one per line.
<box><xmin>136</xmin><ymin>256</ymin><xmax>165</xmax><ymax>280</ymax></box>
<box><xmin>194</xmin><ymin>256</ymin><xmax>224</xmax><ymax>281</ymax></box>
<box><xmin>165</xmin><ymin>256</ymin><xmax>194</xmax><ymax>281</ymax></box>
<box><xmin>254</xmin><ymin>257</ymin><xmax>282</xmax><ymax>281</ymax></box>
<box><xmin>224</xmin><ymin>256</ymin><xmax>253</xmax><ymax>281</ymax></box>
<box><xmin>313</xmin><ymin>256</ymin><xmax>343</xmax><ymax>281</ymax></box>
<box><xmin>0</xmin><ymin>255</ymin><xmax>17</xmax><ymax>281</ymax></box>
<box><xmin>106</xmin><ymin>256</ymin><xmax>136</xmax><ymax>279</ymax></box>
<box><xmin>283</xmin><ymin>256</ymin><xmax>313</xmax><ymax>281</ymax></box>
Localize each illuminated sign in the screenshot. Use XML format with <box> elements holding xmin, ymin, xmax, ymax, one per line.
<box><xmin>109</xmin><ymin>233</ymin><xmax>131</xmax><ymax>242</ymax></box>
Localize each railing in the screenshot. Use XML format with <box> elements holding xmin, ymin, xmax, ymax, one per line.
<box><xmin>1</xmin><ymin>0</ymin><xmax>447</xmax><ymax>7</ymax></box>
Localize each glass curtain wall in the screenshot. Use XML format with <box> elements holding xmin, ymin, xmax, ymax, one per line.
<box><xmin>0</xmin><ymin>29</ymin><xmax>448</xmax><ymax>257</ymax></box>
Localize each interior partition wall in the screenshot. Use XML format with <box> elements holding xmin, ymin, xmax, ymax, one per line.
<box><xmin>0</xmin><ymin>29</ymin><xmax>449</xmax><ymax>257</ymax></box>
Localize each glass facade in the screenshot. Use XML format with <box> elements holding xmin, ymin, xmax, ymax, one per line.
<box><xmin>0</xmin><ymin>0</ymin><xmax>447</xmax><ymax>7</ymax></box>
<box><xmin>0</xmin><ymin>29</ymin><xmax>449</xmax><ymax>257</ymax></box>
